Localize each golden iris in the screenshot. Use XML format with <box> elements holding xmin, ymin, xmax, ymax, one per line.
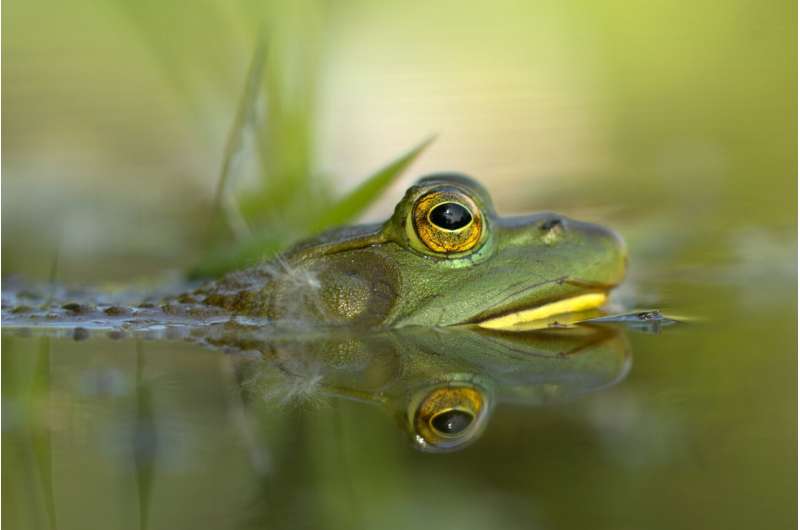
<box><xmin>412</xmin><ymin>189</ymin><xmax>483</xmax><ymax>254</ymax></box>
<box><xmin>413</xmin><ymin>385</ymin><xmax>485</xmax><ymax>447</ymax></box>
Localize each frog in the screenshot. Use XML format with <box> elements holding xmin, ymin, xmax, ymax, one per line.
<box><xmin>195</xmin><ymin>173</ymin><xmax>626</xmax><ymax>328</ymax></box>
<box><xmin>1</xmin><ymin>173</ymin><xmax>626</xmax><ymax>333</ymax></box>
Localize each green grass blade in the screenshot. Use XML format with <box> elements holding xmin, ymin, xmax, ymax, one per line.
<box><xmin>190</xmin><ymin>137</ymin><xmax>434</xmax><ymax>279</ymax></box>
<box><xmin>187</xmin><ymin>233</ymin><xmax>289</xmax><ymax>280</ymax></box>
<box><xmin>307</xmin><ymin>136</ymin><xmax>435</xmax><ymax>234</ymax></box>
<box><xmin>210</xmin><ymin>34</ymin><xmax>268</xmax><ymax>240</ymax></box>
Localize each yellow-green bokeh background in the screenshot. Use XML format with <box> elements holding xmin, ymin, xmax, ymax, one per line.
<box><xmin>2</xmin><ymin>2</ymin><xmax>796</xmax><ymax>530</ymax></box>
<box><xmin>4</xmin><ymin>0</ymin><xmax>795</xmax><ymax>278</ymax></box>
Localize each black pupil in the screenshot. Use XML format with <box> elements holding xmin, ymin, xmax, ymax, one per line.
<box><xmin>431</xmin><ymin>410</ymin><xmax>473</xmax><ymax>435</ymax></box>
<box><xmin>429</xmin><ymin>203</ymin><xmax>472</xmax><ymax>230</ymax></box>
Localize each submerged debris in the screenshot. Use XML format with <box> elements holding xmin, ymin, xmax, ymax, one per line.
<box><xmin>73</xmin><ymin>327</ymin><xmax>90</xmax><ymax>341</ymax></box>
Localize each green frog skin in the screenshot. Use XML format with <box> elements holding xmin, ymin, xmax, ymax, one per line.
<box><xmin>197</xmin><ymin>173</ymin><xmax>627</xmax><ymax>329</ymax></box>
<box><xmin>2</xmin><ymin>173</ymin><xmax>627</xmax><ymax>332</ymax></box>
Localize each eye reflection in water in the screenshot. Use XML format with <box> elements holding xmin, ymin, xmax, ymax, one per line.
<box><xmin>227</xmin><ymin>322</ymin><xmax>631</xmax><ymax>453</ymax></box>
<box><xmin>407</xmin><ymin>379</ymin><xmax>493</xmax><ymax>452</ymax></box>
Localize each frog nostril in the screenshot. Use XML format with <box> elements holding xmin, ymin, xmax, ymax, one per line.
<box><xmin>540</xmin><ymin>218</ymin><xmax>564</xmax><ymax>232</ymax></box>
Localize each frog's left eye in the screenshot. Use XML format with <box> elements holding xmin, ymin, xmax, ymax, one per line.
<box><xmin>411</xmin><ymin>189</ymin><xmax>484</xmax><ymax>254</ymax></box>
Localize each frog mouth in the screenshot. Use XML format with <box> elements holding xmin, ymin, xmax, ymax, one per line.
<box><xmin>468</xmin><ymin>272</ymin><xmax>618</xmax><ymax>330</ymax></box>
<box><xmin>475</xmin><ymin>291</ymin><xmax>609</xmax><ymax>330</ymax></box>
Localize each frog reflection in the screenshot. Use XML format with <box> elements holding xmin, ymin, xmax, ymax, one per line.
<box><xmin>230</xmin><ymin>323</ymin><xmax>630</xmax><ymax>453</ymax></box>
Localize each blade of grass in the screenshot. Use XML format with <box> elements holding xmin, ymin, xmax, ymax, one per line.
<box><xmin>187</xmin><ymin>234</ymin><xmax>289</xmax><ymax>280</ymax></box>
<box><xmin>46</xmin><ymin>247</ymin><xmax>60</xmax><ymax>305</ymax></box>
<box><xmin>249</xmin><ymin>1</ymin><xmax>327</xmax><ymax>215</ymax></box>
<box><xmin>210</xmin><ymin>34</ymin><xmax>268</xmax><ymax>241</ymax></box>
<box><xmin>307</xmin><ymin>136</ymin><xmax>435</xmax><ymax>234</ymax></box>
<box><xmin>189</xmin><ymin>137</ymin><xmax>434</xmax><ymax>278</ymax></box>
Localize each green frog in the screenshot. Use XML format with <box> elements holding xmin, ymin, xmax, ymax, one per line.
<box><xmin>2</xmin><ymin>173</ymin><xmax>626</xmax><ymax>332</ymax></box>
<box><xmin>196</xmin><ymin>173</ymin><xmax>626</xmax><ymax>328</ymax></box>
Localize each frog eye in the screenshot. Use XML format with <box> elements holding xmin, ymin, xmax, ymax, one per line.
<box><xmin>429</xmin><ymin>202</ymin><xmax>472</xmax><ymax>230</ymax></box>
<box><xmin>411</xmin><ymin>189</ymin><xmax>483</xmax><ymax>254</ymax></box>
<box><xmin>411</xmin><ymin>384</ymin><xmax>489</xmax><ymax>452</ymax></box>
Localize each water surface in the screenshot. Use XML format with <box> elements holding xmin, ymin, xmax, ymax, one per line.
<box><xmin>2</xmin><ymin>251</ymin><xmax>795</xmax><ymax>529</ymax></box>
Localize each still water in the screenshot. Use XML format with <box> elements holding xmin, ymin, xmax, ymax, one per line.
<box><xmin>2</xmin><ymin>245</ymin><xmax>795</xmax><ymax>530</ymax></box>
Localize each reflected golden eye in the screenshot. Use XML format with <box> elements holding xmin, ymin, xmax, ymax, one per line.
<box><xmin>430</xmin><ymin>409</ymin><xmax>474</xmax><ymax>435</ymax></box>
<box><xmin>412</xmin><ymin>189</ymin><xmax>483</xmax><ymax>254</ymax></box>
<box><xmin>413</xmin><ymin>385</ymin><xmax>486</xmax><ymax>451</ymax></box>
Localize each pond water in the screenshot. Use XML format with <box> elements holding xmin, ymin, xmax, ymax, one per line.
<box><xmin>2</xmin><ymin>234</ymin><xmax>795</xmax><ymax>530</ymax></box>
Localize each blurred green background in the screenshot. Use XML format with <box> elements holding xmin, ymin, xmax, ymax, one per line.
<box><xmin>4</xmin><ymin>0</ymin><xmax>794</xmax><ymax>280</ymax></box>
<box><xmin>2</xmin><ymin>1</ymin><xmax>796</xmax><ymax>529</ymax></box>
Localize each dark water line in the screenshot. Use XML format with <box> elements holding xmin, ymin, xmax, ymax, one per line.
<box><xmin>134</xmin><ymin>341</ymin><xmax>154</xmax><ymax>530</ymax></box>
<box><xmin>31</xmin><ymin>337</ymin><xmax>57</xmax><ymax>530</ymax></box>
<box><xmin>331</xmin><ymin>400</ymin><xmax>363</xmax><ymax>530</ymax></box>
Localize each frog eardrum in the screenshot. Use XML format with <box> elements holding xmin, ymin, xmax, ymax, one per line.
<box><xmin>410</xmin><ymin>187</ymin><xmax>484</xmax><ymax>254</ymax></box>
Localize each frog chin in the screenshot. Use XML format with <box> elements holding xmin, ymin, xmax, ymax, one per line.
<box><xmin>472</xmin><ymin>290</ymin><xmax>610</xmax><ymax>330</ymax></box>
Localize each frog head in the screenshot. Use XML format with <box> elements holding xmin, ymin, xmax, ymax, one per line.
<box><xmin>265</xmin><ymin>173</ymin><xmax>626</xmax><ymax>329</ymax></box>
